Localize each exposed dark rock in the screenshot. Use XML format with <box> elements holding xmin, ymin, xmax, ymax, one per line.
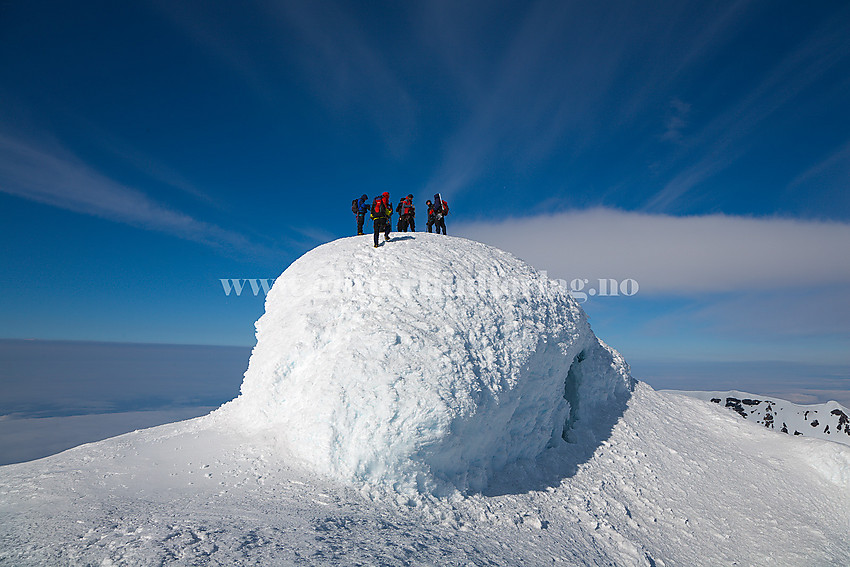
<box><xmin>710</xmin><ymin>392</ymin><xmax>850</xmax><ymax>443</ymax></box>
<box><xmin>725</xmin><ymin>398</ymin><xmax>748</xmax><ymax>418</ymax></box>
<box><xmin>831</xmin><ymin>409</ymin><xmax>849</xmax><ymax>434</ymax></box>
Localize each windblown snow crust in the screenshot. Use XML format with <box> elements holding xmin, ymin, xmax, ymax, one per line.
<box><xmin>218</xmin><ymin>234</ymin><xmax>633</xmax><ymax>493</ymax></box>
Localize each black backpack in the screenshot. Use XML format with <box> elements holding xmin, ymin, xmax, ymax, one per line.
<box><xmin>351</xmin><ymin>198</ymin><xmax>359</xmax><ymax>214</ymax></box>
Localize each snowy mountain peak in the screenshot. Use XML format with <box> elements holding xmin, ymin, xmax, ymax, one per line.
<box><xmin>217</xmin><ymin>234</ymin><xmax>634</xmax><ymax>494</ymax></box>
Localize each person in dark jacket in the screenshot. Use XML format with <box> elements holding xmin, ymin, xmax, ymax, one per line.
<box><xmin>395</xmin><ymin>197</ymin><xmax>406</xmax><ymax>232</ymax></box>
<box><xmin>433</xmin><ymin>194</ymin><xmax>447</xmax><ymax>235</ymax></box>
<box><xmin>425</xmin><ymin>199</ymin><xmax>435</xmax><ymax>233</ymax></box>
<box><xmin>354</xmin><ymin>194</ymin><xmax>368</xmax><ymax>235</ymax></box>
<box><xmin>399</xmin><ymin>194</ymin><xmax>415</xmax><ymax>232</ymax></box>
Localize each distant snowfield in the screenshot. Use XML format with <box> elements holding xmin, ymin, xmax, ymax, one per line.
<box><xmin>0</xmin><ymin>407</ymin><xmax>216</xmax><ymax>465</ymax></box>
<box><xmin>2</xmin><ymin>235</ymin><xmax>849</xmax><ymax>565</ymax></box>
<box><xmin>0</xmin><ymin>339</ymin><xmax>246</xmax><ymax>465</ymax></box>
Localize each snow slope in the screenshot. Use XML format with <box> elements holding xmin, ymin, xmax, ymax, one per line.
<box><xmin>671</xmin><ymin>390</ymin><xmax>850</xmax><ymax>446</ymax></box>
<box><xmin>2</xmin><ymin>234</ymin><xmax>849</xmax><ymax>566</ymax></box>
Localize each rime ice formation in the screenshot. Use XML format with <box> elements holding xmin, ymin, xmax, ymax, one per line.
<box><xmin>218</xmin><ymin>234</ymin><xmax>634</xmax><ymax>494</ymax></box>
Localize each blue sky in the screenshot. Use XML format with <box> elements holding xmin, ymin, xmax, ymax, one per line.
<box><xmin>1</xmin><ymin>0</ymin><xmax>849</xmax><ymax>394</ymax></box>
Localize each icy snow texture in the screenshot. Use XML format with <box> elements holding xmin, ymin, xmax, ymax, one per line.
<box><xmin>219</xmin><ymin>234</ymin><xmax>633</xmax><ymax>493</ymax></box>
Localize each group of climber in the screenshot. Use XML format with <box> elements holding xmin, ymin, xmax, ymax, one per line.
<box><xmin>352</xmin><ymin>193</ymin><xmax>449</xmax><ymax>248</ymax></box>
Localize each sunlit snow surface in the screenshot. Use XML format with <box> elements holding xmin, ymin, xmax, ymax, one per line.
<box><xmin>2</xmin><ymin>235</ymin><xmax>849</xmax><ymax>566</ymax></box>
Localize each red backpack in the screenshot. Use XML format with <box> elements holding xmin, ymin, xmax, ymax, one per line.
<box><xmin>371</xmin><ymin>197</ymin><xmax>385</xmax><ymax>218</ymax></box>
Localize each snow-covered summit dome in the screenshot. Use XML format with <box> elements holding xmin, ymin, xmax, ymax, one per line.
<box><xmin>219</xmin><ymin>234</ymin><xmax>633</xmax><ymax>494</ymax></box>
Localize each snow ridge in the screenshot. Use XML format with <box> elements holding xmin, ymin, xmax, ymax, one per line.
<box><xmin>217</xmin><ymin>234</ymin><xmax>634</xmax><ymax>494</ymax></box>
<box><xmin>673</xmin><ymin>390</ymin><xmax>850</xmax><ymax>446</ymax></box>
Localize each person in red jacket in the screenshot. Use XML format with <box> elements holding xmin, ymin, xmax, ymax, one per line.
<box><xmin>381</xmin><ymin>192</ymin><xmax>392</xmax><ymax>241</ymax></box>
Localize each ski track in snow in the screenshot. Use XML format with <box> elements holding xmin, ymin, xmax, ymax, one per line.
<box><xmin>2</xmin><ymin>235</ymin><xmax>849</xmax><ymax>566</ymax></box>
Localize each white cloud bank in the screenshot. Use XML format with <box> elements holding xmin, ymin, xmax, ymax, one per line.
<box><xmin>457</xmin><ymin>208</ymin><xmax>850</xmax><ymax>294</ymax></box>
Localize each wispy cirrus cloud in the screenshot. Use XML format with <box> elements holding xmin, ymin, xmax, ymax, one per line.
<box><xmin>266</xmin><ymin>0</ymin><xmax>418</xmax><ymax>157</ymax></box>
<box><xmin>418</xmin><ymin>0</ymin><xmax>765</xmax><ymax>200</ymax></box>
<box><xmin>421</xmin><ymin>1</ymin><xmax>614</xmax><ymax>198</ymax></box>
<box><xmin>645</xmin><ymin>4</ymin><xmax>850</xmax><ymax>212</ymax></box>
<box><xmin>155</xmin><ymin>0</ymin><xmax>418</xmax><ymax>157</ymax></box>
<box><xmin>786</xmin><ymin>138</ymin><xmax>850</xmax><ymax>217</ymax></box>
<box><xmin>415</xmin><ymin>0</ymin><xmax>850</xmax><ymax>213</ymax></box>
<box><xmin>661</xmin><ymin>99</ymin><xmax>692</xmax><ymax>144</ymax></box>
<box><xmin>0</xmin><ymin>133</ymin><xmax>271</xmax><ymax>256</ymax></box>
<box><xmin>151</xmin><ymin>0</ymin><xmax>281</xmax><ymax>106</ymax></box>
<box><xmin>56</xmin><ymin>114</ymin><xmax>230</xmax><ymax>211</ymax></box>
<box><xmin>790</xmin><ymin>139</ymin><xmax>850</xmax><ymax>188</ymax></box>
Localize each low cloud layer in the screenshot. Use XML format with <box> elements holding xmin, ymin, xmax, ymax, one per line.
<box><xmin>458</xmin><ymin>208</ymin><xmax>850</xmax><ymax>294</ymax></box>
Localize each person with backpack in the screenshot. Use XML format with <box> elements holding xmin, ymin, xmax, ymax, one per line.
<box><xmin>425</xmin><ymin>199</ymin><xmax>435</xmax><ymax>233</ymax></box>
<box><xmin>395</xmin><ymin>197</ymin><xmax>406</xmax><ymax>232</ymax></box>
<box><xmin>352</xmin><ymin>194</ymin><xmax>369</xmax><ymax>235</ymax></box>
<box><xmin>433</xmin><ymin>193</ymin><xmax>448</xmax><ymax>235</ymax></box>
<box><xmin>381</xmin><ymin>191</ymin><xmax>393</xmax><ymax>241</ymax></box>
<box><xmin>370</xmin><ymin>193</ymin><xmax>391</xmax><ymax>248</ymax></box>
<box><xmin>399</xmin><ymin>194</ymin><xmax>415</xmax><ymax>232</ymax></box>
